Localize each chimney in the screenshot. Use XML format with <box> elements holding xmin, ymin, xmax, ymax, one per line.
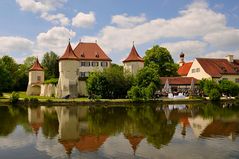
<box><xmin>226</xmin><ymin>55</ymin><xmax>234</xmax><ymax>63</ymax></box>
<box><xmin>179</xmin><ymin>52</ymin><xmax>185</xmax><ymax>66</ymax></box>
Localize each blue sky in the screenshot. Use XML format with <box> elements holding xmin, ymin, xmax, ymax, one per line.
<box><xmin>0</xmin><ymin>0</ymin><xmax>239</xmax><ymax>64</ymax></box>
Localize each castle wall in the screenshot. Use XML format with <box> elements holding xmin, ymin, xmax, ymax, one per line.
<box><xmin>124</xmin><ymin>61</ymin><xmax>144</xmax><ymax>75</ymax></box>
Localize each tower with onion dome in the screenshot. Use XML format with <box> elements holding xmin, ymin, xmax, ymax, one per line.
<box><xmin>123</xmin><ymin>44</ymin><xmax>144</xmax><ymax>75</ymax></box>
<box><xmin>26</xmin><ymin>58</ymin><xmax>44</xmax><ymax>96</ymax></box>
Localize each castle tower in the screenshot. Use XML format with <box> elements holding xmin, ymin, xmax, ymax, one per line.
<box><xmin>123</xmin><ymin>44</ymin><xmax>144</xmax><ymax>76</ymax></box>
<box><xmin>56</xmin><ymin>42</ymin><xmax>79</xmax><ymax>98</ymax></box>
<box><xmin>26</xmin><ymin>58</ymin><xmax>44</xmax><ymax>96</ymax></box>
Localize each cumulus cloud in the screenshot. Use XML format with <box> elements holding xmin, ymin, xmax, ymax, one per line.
<box><xmin>0</xmin><ymin>36</ymin><xmax>34</xmax><ymax>56</ymax></box>
<box><xmin>111</xmin><ymin>13</ymin><xmax>146</xmax><ymax>28</ymax></box>
<box><xmin>161</xmin><ymin>40</ymin><xmax>208</xmax><ymax>57</ymax></box>
<box><xmin>72</xmin><ymin>11</ymin><xmax>96</xmax><ymax>28</ymax></box>
<box><xmin>82</xmin><ymin>1</ymin><xmax>227</xmax><ymax>55</ymax></box>
<box><xmin>203</xmin><ymin>29</ymin><xmax>239</xmax><ymax>50</ymax></box>
<box><xmin>16</xmin><ymin>0</ymin><xmax>69</xmax><ymax>26</ymax></box>
<box><xmin>41</xmin><ymin>12</ymin><xmax>70</xmax><ymax>26</ymax></box>
<box><xmin>36</xmin><ymin>26</ymin><xmax>76</xmax><ymax>56</ymax></box>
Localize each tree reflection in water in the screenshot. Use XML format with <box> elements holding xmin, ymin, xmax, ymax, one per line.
<box><xmin>0</xmin><ymin>101</ymin><xmax>239</xmax><ymax>157</ymax></box>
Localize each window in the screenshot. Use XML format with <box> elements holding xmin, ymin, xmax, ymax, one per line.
<box><xmin>81</xmin><ymin>62</ymin><xmax>90</xmax><ymax>67</ymax></box>
<box><xmin>101</xmin><ymin>62</ymin><xmax>108</xmax><ymax>67</ymax></box>
<box><xmin>191</xmin><ymin>69</ymin><xmax>196</xmax><ymax>73</ymax></box>
<box><xmin>37</xmin><ymin>76</ymin><xmax>41</xmax><ymax>81</ymax></box>
<box><xmin>80</xmin><ymin>72</ymin><xmax>90</xmax><ymax>77</ymax></box>
<box><xmin>196</xmin><ymin>68</ymin><xmax>200</xmax><ymax>72</ymax></box>
<box><xmin>236</xmin><ymin>78</ymin><xmax>239</xmax><ymax>83</ymax></box>
<box><xmin>92</xmin><ymin>62</ymin><xmax>99</xmax><ymax>67</ymax></box>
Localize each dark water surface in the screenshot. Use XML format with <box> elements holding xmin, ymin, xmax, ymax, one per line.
<box><xmin>0</xmin><ymin>102</ymin><xmax>239</xmax><ymax>159</ymax></box>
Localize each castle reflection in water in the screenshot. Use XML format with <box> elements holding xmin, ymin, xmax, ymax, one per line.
<box><xmin>26</xmin><ymin>103</ymin><xmax>239</xmax><ymax>157</ymax></box>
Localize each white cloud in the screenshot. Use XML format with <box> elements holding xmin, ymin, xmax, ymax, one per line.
<box><xmin>16</xmin><ymin>0</ymin><xmax>67</xmax><ymax>13</ymax></box>
<box><xmin>111</xmin><ymin>13</ymin><xmax>146</xmax><ymax>28</ymax></box>
<box><xmin>161</xmin><ymin>40</ymin><xmax>207</xmax><ymax>57</ymax></box>
<box><xmin>82</xmin><ymin>1</ymin><xmax>227</xmax><ymax>54</ymax></box>
<box><xmin>0</xmin><ymin>36</ymin><xmax>34</xmax><ymax>55</ymax></box>
<box><xmin>36</xmin><ymin>26</ymin><xmax>76</xmax><ymax>56</ymax></box>
<box><xmin>204</xmin><ymin>50</ymin><xmax>239</xmax><ymax>59</ymax></box>
<box><xmin>203</xmin><ymin>29</ymin><xmax>239</xmax><ymax>50</ymax></box>
<box><xmin>41</xmin><ymin>12</ymin><xmax>70</xmax><ymax>26</ymax></box>
<box><xmin>72</xmin><ymin>11</ymin><xmax>96</xmax><ymax>28</ymax></box>
<box><xmin>16</xmin><ymin>0</ymin><xmax>69</xmax><ymax>26</ymax></box>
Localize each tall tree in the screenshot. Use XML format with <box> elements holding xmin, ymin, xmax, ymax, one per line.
<box><xmin>41</xmin><ymin>51</ymin><xmax>59</xmax><ymax>79</ymax></box>
<box><xmin>144</xmin><ymin>45</ymin><xmax>178</xmax><ymax>77</ymax></box>
<box><xmin>24</xmin><ymin>56</ymin><xmax>36</xmax><ymax>69</ymax></box>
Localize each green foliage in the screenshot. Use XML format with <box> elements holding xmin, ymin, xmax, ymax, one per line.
<box><xmin>219</xmin><ymin>80</ymin><xmax>239</xmax><ymax>97</ymax></box>
<box><xmin>44</xmin><ymin>78</ymin><xmax>59</xmax><ymax>85</ymax></box>
<box><xmin>87</xmin><ymin>64</ymin><xmax>133</xmax><ymax>99</ymax></box>
<box><xmin>24</xmin><ymin>56</ymin><xmax>36</xmax><ymax>69</ymax></box>
<box><xmin>29</xmin><ymin>97</ymin><xmax>39</xmax><ymax>103</ymax></box>
<box><xmin>41</xmin><ymin>51</ymin><xmax>59</xmax><ymax>79</ymax></box>
<box><xmin>144</xmin><ymin>45</ymin><xmax>178</xmax><ymax>77</ymax></box>
<box><xmin>209</xmin><ymin>88</ymin><xmax>221</xmax><ymax>101</ymax></box>
<box><xmin>128</xmin><ymin>67</ymin><xmax>160</xmax><ymax>100</ymax></box>
<box><xmin>9</xmin><ymin>91</ymin><xmax>19</xmax><ymax>104</ymax></box>
<box><xmin>199</xmin><ymin>79</ymin><xmax>219</xmax><ymax>96</ymax></box>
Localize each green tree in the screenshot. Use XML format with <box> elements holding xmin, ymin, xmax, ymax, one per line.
<box><xmin>144</xmin><ymin>45</ymin><xmax>178</xmax><ymax>76</ymax></box>
<box><xmin>24</xmin><ymin>56</ymin><xmax>36</xmax><ymax>69</ymax></box>
<box><xmin>41</xmin><ymin>51</ymin><xmax>59</xmax><ymax>79</ymax></box>
<box><xmin>199</xmin><ymin>79</ymin><xmax>219</xmax><ymax>96</ymax></box>
<box><xmin>0</xmin><ymin>56</ymin><xmax>19</xmax><ymax>92</ymax></box>
<box><xmin>86</xmin><ymin>64</ymin><xmax>134</xmax><ymax>99</ymax></box>
<box><xmin>219</xmin><ymin>80</ymin><xmax>239</xmax><ymax>97</ymax></box>
<box><xmin>128</xmin><ymin>67</ymin><xmax>160</xmax><ymax>100</ymax></box>
<box><xmin>209</xmin><ymin>88</ymin><xmax>221</xmax><ymax>101</ymax></box>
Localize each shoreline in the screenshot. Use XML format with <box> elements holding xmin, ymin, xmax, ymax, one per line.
<box><xmin>0</xmin><ymin>98</ymin><xmax>238</xmax><ymax>107</ymax></box>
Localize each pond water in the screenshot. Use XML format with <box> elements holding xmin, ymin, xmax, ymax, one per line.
<box><xmin>0</xmin><ymin>102</ymin><xmax>239</xmax><ymax>159</ymax></box>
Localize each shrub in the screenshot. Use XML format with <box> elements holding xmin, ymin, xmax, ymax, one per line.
<box><xmin>44</xmin><ymin>78</ymin><xmax>58</xmax><ymax>85</ymax></box>
<box><xmin>29</xmin><ymin>97</ymin><xmax>39</xmax><ymax>103</ymax></box>
<box><xmin>24</xmin><ymin>97</ymin><xmax>29</xmax><ymax>103</ymax></box>
<box><xmin>209</xmin><ymin>89</ymin><xmax>221</xmax><ymax>101</ymax></box>
<box><xmin>10</xmin><ymin>91</ymin><xmax>19</xmax><ymax>104</ymax></box>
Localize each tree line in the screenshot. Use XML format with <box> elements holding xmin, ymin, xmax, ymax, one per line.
<box><xmin>0</xmin><ymin>51</ymin><xmax>59</xmax><ymax>96</ymax></box>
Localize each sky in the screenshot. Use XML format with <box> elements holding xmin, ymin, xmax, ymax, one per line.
<box><xmin>0</xmin><ymin>0</ymin><xmax>239</xmax><ymax>64</ymax></box>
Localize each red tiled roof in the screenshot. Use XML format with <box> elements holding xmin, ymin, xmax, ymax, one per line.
<box><xmin>125</xmin><ymin>134</ymin><xmax>144</xmax><ymax>153</ymax></box>
<box><xmin>75</xmin><ymin>135</ymin><xmax>108</xmax><ymax>152</ymax></box>
<box><xmin>29</xmin><ymin>58</ymin><xmax>44</xmax><ymax>71</ymax></box>
<box><xmin>123</xmin><ymin>45</ymin><xmax>144</xmax><ymax>63</ymax></box>
<box><xmin>178</xmin><ymin>62</ymin><xmax>193</xmax><ymax>76</ymax></box>
<box><xmin>74</xmin><ymin>42</ymin><xmax>112</xmax><ymax>61</ymax></box>
<box><xmin>160</xmin><ymin>77</ymin><xmax>198</xmax><ymax>85</ymax></box>
<box><xmin>196</xmin><ymin>58</ymin><xmax>239</xmax><ymax>78</ymax></box>
<box><xmin>59</xmin><ymin>42</ymin><xmax>78</xmax><ymax>61</ymax></box>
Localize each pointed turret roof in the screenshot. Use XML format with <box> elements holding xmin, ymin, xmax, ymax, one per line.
<box><xmin>123</xmin><ymin>45</ymin><xmax>144</xmax><ymax>63</ymax></box>
<box><xmin>29</xmin><ymin>58</ymin><xmax>44</xmax><ymax>71</ymax></box>
<box><xmin>59</xmin><ymin>42</ymin><xmax>78</xmax><ymax>61</ymax></box>
<box><xmin>125</xmin><ymin>134</ymin><xmax>144</xmax><ymax>155</ymax></box>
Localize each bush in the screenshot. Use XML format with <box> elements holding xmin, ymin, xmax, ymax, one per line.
<box><xmin>209</xmin><ymin>89</ymin><xmax>221</xmax><ymax>101</ymax></box>
<box><xmin>29</xmin><ymin>97</ymin><xmax>39</xmax><ymax>103</ymax></box>
<box><xmin>24</xmin><ymin>97</ymin><xmax>29</xmax><ymax>103</ymax></box>
<box><xmin>10</xmin><ymin>91</ymin><xmax>19</xmax><ymax>104</ymax></box>
<box><xmin>44</xmin><ymin>78</ymin><xmax>58</xmax><ymax>85</ymax></box>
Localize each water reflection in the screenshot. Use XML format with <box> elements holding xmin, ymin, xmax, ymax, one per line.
<box><xmin>0</xmin><ymin>102</ymin><xmax>238</xmax><ymax>158</ymax></box>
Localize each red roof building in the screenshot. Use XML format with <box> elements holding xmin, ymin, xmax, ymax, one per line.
<box><xmin>123</xmin><ymin>45</ymin><xmax>144</xmax><ymax>63</ymax></box>
<box><xmin>74</xmin><ymin>42</ymin><xmax>111</xmax><ymax>61</ymax></box>
<box><xmin>196</xmin><ymin>58</ymin><xmax>239</xmax><ymax>78</ymax></box>
<box><xmin>59</xmin><ymin>42</ymin><xmax>78</xmax><ymax>61</ymax></box>
<box><xmin>178</xmin><ymin>62</ymin><xmax>193</xmax><ymax>76</ymax></box>
<box><xmin>160</xmin><ymin>77</ymin><xmax>198</xmax><ymax>85</ymax></box>
<box><xmin>29</xmin><ymin>58</ymin><xmax>44</xmax><ymax>71</ymax></box>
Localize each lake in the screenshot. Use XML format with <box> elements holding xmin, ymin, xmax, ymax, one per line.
<box><xmin>0</xmin><ymin>102</ymin><xmax>239</xmax><ymax>159</ymax></box>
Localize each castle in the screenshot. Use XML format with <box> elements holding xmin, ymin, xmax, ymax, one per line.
<box><xmin>26</xmin><ymin>41</ymin><xmax>144</xmax><ymax>97</ymax></box>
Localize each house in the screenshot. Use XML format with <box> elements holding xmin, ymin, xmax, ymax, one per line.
<box><xmin>56</xmin><ymin>41</ymin><xmax>112</xmax><ymax>98</ymax></box>
<box><xmin>178</xmin><ymin>54</ymin><xmax>239</xmax><ymax>83</ymax></box>
<box><xmin>123</xmin><ymin>44</ymin><xmax>144</xmax><ymax>75</ymax></box>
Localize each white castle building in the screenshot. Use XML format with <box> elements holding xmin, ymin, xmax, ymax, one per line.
<box><xmin>26</xmin><ymin>41</ymin><xmax>144</xmax><ymax>98</ymax></box>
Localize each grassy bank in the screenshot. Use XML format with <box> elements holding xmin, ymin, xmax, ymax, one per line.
<box><xmin>0</xmin><ymin>92</ymin><xmax>238</xmax><ymax>107</ymax></box>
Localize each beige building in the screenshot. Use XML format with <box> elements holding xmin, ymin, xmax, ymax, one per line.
<box><xmin>123</xmin><ymin>45</ymin><xmax>144</xmax><ymax>76</ymax></box>
<box><xmin>178</xmin><ymin>54</ymin><xmax>239</xmax><ymax>83</ymax></box>
<box><xmin>26</xmin><ymin>58</ymin><xmax>45</xmax><ymax>96</ymax></box>
<box><xmin>56</xmin><ymin>41</ymin><xmax>112</xmax><ymax>98</ymax></box>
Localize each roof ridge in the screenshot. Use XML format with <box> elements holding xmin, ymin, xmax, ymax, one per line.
<box><xmin>29</xmin><ymin>58</ymin><xmax>44</xmax><ymax>71</ymax></box>
<box><xmin>123</xmin><ymin>45</ymin><xmax>144</xmax><ymax>62</ymax></box>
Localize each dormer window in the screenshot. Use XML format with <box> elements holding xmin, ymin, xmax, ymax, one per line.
<box><xmin>220</xmin><ymin>66</ymin><xmax>227</xmax><ymax>73</ymax></box>
<box><xmin>234</xmin><ymin>67</ymin><xmax>239</xmax><ymax>73</ymax></box>
<box><xmin>95</xmin><ymin>52</ymin><xmax>99</xmax><ymax>58</ymax></box>
<box><xmin>81</xmin><ymin>52</ymin><xmax>85</xmax><ymax>57</ymax></box>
